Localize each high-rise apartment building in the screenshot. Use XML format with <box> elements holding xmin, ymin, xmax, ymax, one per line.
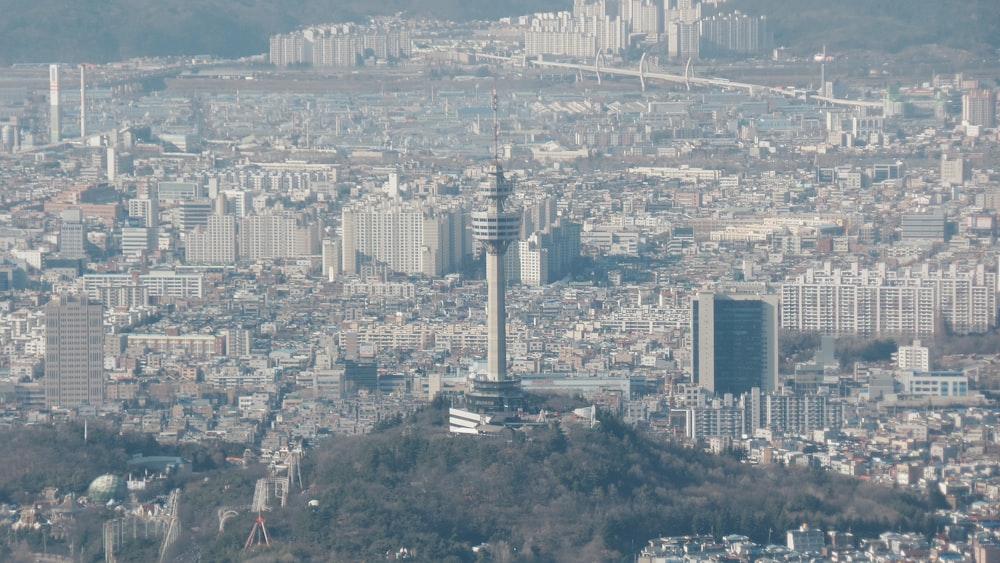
<box><xmin>524</xmin><ymin>0</ymin><xmax>627</xmax><ymax>59</ymax></box>
<box><xmin>185</xmin><ymin>215</ymin><xmax>237</xmax><ymax>264</ymax></box>
<box><xmin>699</xmin><ymin>13</ymin><xmax>771</xmax><ymax>56</ymax></box>
<box><xmin>667</xmin><ymin>21</ymin><xmax>700</xmax><ymax>59</ymax></box>
<box><xmin>127</xmin><ymin>197</ymin><xmax>158</xmax><ymax>228</ymax></box>
<box><xmin>962</xmin><ymin>88</ymin><xmax>996</xmax><ymax>128</ymax></box>
<box><xmin>239</xmin><ymin>212</ymin><xmax>320</xmax><ymax>262</ymax></box>
<box><xmin>896</xmin><ymin>340</ymin><xmax>931</xmax><ymax>372</ymax></box>
<box><xmin>341</xmin><ymin>199</ymin><xmax>466</xmax><ymax>277</ymax></box>
<box><xmin>692</xmin><ymin>292</ymin><xmax>779</xmax><ymax>395</ymax></box>
<box><xmin>506</xmin><ymin>217</ymin><xmax>582</xmax><ymax>286</ymax></box>
<box><xmin>781</xmin><ymin>263</ymin><xmax>996</xmax><ymax>337</ymax></box>
<box><xmin>322</xmin><ymin>238</ymin><xmax>342</xmax><ymax>281</ymax></box>
<box><xmin>45</xmin><ymin>295</ymin><xmax>104</xmax><ymax>408</ymax></box>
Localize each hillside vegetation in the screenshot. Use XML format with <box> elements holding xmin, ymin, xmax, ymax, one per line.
<box><xmin>729</xmin><ymin>0</ymin><xmax>1000</xmax><ymax>54</ymax></box>
<box><xmin>0</xmin><ymin>407</ymin><xmax>944</xmax><ymax>562</ymax></box>
<box><xmin>179</xmin><ymin>404</ymin><xmax>942</xmax><ymax>562</ymax></box>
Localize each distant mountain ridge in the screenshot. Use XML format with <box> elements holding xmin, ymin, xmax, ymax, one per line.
<box><xmin>729</xmin><ymin>0</ymin><xmax>999</xmax><ymax>54</ymax></box>
<box><xmin>2</xmin><ymin>0</ymin><xmax>996</xmax><ymax>65</ymax></box>
<box><xmin>0</xmin><ymin>0</ymin><xmax>566</xmax><ymax>64</ymax></box>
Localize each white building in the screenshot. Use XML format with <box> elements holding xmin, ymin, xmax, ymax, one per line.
<box><xmin>342</xmin><ymin>199</ymin><xmax>467</xmax><ymax>277</ymax></box>
<box><xmin>896</xmin><ymin>340</ymin><xmax>930</xmax><ymax>372</ymax></box>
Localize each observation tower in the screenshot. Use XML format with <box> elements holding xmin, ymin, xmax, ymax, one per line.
<box><xmin>466</xmin><ymin>88</ymin><xmax>524</xmax><ymax>413</ymax></box>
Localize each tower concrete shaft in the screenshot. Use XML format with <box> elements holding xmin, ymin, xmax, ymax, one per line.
<box><xmin>472</xmin><ymin>164</ymin><xmax>520</xmax><ymax>382</ymax></box>
<box><xmin>485</xmin><ymin>246</ymin><xmax>507</xmax><ymax>380</ymax></box>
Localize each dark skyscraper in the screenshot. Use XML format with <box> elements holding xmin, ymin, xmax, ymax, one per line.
<box><xmin>45</xmin><ymin>294</ymin><xmax>105</xmax><ymax>408</ymax></box>
<box><xmin>692</xmin><ymin>292</ymin><xmax>778</xmax><ymax>396</ymax></box>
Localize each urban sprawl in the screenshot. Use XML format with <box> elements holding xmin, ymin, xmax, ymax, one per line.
<box><xmin>2</xmin><ymin>0</ymin><xmax>1000</xmax><ymax>560</ymax></box>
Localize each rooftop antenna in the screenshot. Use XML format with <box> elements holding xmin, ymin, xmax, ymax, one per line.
<box><xmin>244</xmin><ymin>512</ymin><xmax>270</xmax><ymax>550</ymax></box>
<box><xmin>492</xmin><ymin>79</ymin><xmax>501</xmax><ymax>170</ymax></box>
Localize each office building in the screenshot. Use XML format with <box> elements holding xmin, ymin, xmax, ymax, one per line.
<box><xmin>897</xmin><ymin>371</ymin><xmax>968</xmax><ymax>398</ymax></box>
<box><xmin>121</xmin><ymin>227</ymin><xmax>155</xmax><ymax>258</ymax></box>
<box><xmin>59</xmin><ymin>219</ymin><xmax>86</xmax><ymax>260</ymax></box>
<box><xmin>787</xmin><ymin>525</ymin><xmax>825</xmax><ymax>553</ymax></box>
<box><xmin>44</xmin><ymin>295</ymin><xmax>104</xmax><ymax>408</ymax></box>
<box><xmin>692</xmin><ymin>292</ymin><xmax>779</xmax><ymax>395</ymax></box>
<box><xmin>176</xmin><ymin>199</ymin><xmax>214</xmax><ymax>231</ymax></box>
<box><xmin>157</xmin><ymin>181</ymin><xmax>201</xmax><ymax>202</ymax></box>
<box><xmin>941</xmin><ymin>154</ymin><xmax>969</xmax><ymax>186</ymax></box>
<box><xmin>900</xmin><ymin>209</ymin><xmax>947</xmax><ymax>242</ymax></box>
<box><xmin>871</xmin><ymin>161</ymin><xmax>903</xmax><ymax>183</ymax></box>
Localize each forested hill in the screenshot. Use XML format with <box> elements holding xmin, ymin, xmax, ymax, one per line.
<box><xmin>5</xmin><ymin>0</ymin><xmax>998</xmax><ymax>65</ymax></box>
<box><xmin>186</xmin><ymin>404</ymin><xmax>943</xmax><ymax>562</ymax></box>
<box><xmin>729</xmin><ymin>0</ymin><xmax>999</xmax><ymax>54</ymax></box>
<box><xmin>0</xmin><ymin>406</ymin><xmax>944</xmax><ymax>561</ymax></box>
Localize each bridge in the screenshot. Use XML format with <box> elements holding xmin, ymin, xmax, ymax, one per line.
<box><xmin>522</xmin><ymin>58</ymin><xmax>884</xmax><ymax>111</ymax></box>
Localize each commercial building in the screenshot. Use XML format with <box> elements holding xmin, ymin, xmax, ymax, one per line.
<box><xmin>44</xmin><ymin>295</ymin><xmax>104</xmax><ymax>408</ymax></box>
<box><xmin>692</xmin><ymin>292</ymin><xmax>779</xmax><ymax>396</ymax></box>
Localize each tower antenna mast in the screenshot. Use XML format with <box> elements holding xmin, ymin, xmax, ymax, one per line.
<box><xmin>492</xmin><ymin>79</ymin><xmax>501</xmax><ymax>169</ymax></box>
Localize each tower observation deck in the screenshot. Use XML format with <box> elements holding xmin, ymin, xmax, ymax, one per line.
<box><xmin>466</xmin><ymin>88</ymin><xmax>524</xmax><ymax>413</ymax></box>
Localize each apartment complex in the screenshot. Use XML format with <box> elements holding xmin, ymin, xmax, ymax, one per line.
<box><xmin>270</xmin><ymin>21</ymin><xmax>412</xmax><ymax>67</ymax></box>
<box><xmin>342</xmin><ymin>199</ymin><xmax>468</xmax><ymax>277</ymax></box>
<box><xmin>184</xmin><ymin>212</ymin><xmax>319</xmax><ymax>264</ymax></box>
<box><xmin>781</xmin><ymin>263</ymin><xmax>997</xmax><ymax>337</ymax></box>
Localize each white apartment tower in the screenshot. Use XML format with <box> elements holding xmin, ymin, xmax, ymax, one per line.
<box><xmin>49</xmin><ymin>64</ymin><xmax>61</xmax><ymax>144</ymax></box>
<box><xmin>186</xmin><ymin>215</ymin><xmax>237</xmax><ymax>264</ymax></box>
<box><xmin>341</xmin><ymin>200</ymin><xmax>466</xmax><ymax>277</ymax></box>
